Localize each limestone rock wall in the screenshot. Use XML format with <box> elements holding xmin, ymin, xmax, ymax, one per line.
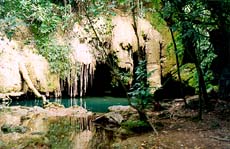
<box><xmin>0</xmin><ymin>13</ymin><xmax>162</xmax><ymax>97</ymax></box>
<box><xmin>0</xmin><ymin>36</ymin><xmax>59</xmax><ymax>96</ymax></box>
<box><xmin>111</xmin><ymin>15</ymin><xmax>162</xmax><ymax>91</ymax></box>
<box><xmin>0</xmin><ymin>50</ymin><xmax>22</xmax><ymax>93</ymax></box>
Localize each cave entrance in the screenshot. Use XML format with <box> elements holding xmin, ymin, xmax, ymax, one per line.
<box><xmin>88</xmin><ymin>62</ymin><xmax>126</xmax><ymax>97</ymax></box>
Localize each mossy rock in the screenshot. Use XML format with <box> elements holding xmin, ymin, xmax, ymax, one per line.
<box><xmin>121</xmin><ymin>120</ymin><xmax>152</xmax><ymax>133</ymax></box>
<box><xmin>1</xmin><ymin>124</ymin><xmax>27</xmax><ymax>134</ymax></box>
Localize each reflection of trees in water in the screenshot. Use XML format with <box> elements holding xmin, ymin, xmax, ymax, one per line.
<box><xmin>52</xmin><ymin>97</ymin><xmax>86</xmax><ymax>108</ymax></box>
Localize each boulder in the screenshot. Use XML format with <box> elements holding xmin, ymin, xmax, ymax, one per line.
<box><xmin>108</xmin><ymin>105</ymin><xmax>137</xmax><ymax>113</ymax></box>
<box><xmin>108</xmin><ymin>105</ymin><xmax>139</xmax><ymax>121</ymax></box>
<box><xmin>94</xmin><ymin>112</ymin><xmax>124</xmax><ymax>126</ymax></box>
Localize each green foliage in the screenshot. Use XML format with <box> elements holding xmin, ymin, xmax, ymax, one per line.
<box><xmin>1</xmin><ymin>124</ymin><xmax>27</xmax><ymax>134</ymax></box>
<box><xmin>128</xmin><ymin>60</ymin><xmax>154</xmax><ymax>110</ymax></box>
<box><xmin>46</xmin><ymin>117</ymin><xmax>80</xmax><ymax>148</ymax></box>
<box><xmin>149</xmin><ymin>11</ymin><xmax>167</xmax><ymax>34</ymax></box>
<box><xmin>0</xmin><ymin>0</ymin><xmax>74</xmax><ymax>34</ymax></box>
<box><xmin>166</xmin><ymin>32</ymin><xmax>184</xmax><ymax>59</ymax></box>
<box><xmin>109</xmin><ymin>54</ymin><xmax>132</xmax><ymax>87</ymax></box>
<box><xmin>160</xmin><ymin>0</ymin><xmax>218</xmax><ymax>93</ymax></box>
<box><xmin>111</xmin><ymin>70</ymin><xmax>132</xmax><ymax>87</ymax></box>
<box><xmin>35</xmin><ymin>35</ymin><xmax>72</xmax><ymax>78</ymax></box>
<box><xmin>85</xmin><ymin>0</ymin><xmax>116</xmax><ymax>17</ymax></box>
<box><xmin>180</xmin><ymin>63</ymin><xmax>197</xmax><ymax>89</ymax></box>
<box><xmin>121</xmin><ymin>120</ymin><xmax>151</xmax><ymax>133</ymax></box>
<box><xmin>0</xmin><ymin>0</ymin><xmax>75</xmax><ymax>78</ymax></box>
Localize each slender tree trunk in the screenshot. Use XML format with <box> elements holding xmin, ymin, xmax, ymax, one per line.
<box><xmin>195</xmin><ymin>34</ymin><xmax>209</xmax><ymax>106</ymax></box>
<box><xmin>137</xmin><ymin>109</ymin><xmax>158</xmax><ymax>135</ymax></box>
<box><xmin>194</xmin><ymin>61</ymin><xmax>209</xmax><ymax>105</ymax></box>
<box><xmin>169</xmin><ymin>28</ymin><xmax>187</xmax><ymax>106</ymax></box>
<box><xmin>131</xmin><ymin>0</ymin><xmax>158</xmax><ymax>135</ymax></box>
<box><xmin>198</xmin><ymin>83</ymin><xmax>203</xmax><ymax>120</ymax></box>
<box><xmin>131</xmin><ymin>0</ymin><xmax>142</xmax><ymax>61</ymax></box>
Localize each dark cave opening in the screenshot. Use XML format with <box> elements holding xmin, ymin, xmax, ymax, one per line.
<box><xmin>88</xmin><ymin>62</ymin><xmax>126</xmax><ymax>97</ymax></box>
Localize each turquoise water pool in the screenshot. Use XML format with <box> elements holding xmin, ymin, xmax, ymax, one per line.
<box><xmin>10</xmin><ymin>96</ymin><xmax>129</xmax><ymax>113</ymax></box>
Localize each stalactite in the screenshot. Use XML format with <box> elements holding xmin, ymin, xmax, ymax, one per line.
<box><xmin>88</xmin><ymin>64</ymin><xmax>94</xmax><ymax>92</ymax></box>
<box><xmin>80</xmin><ymin>64</ymin><xmax>83</xmax><ymax>97</ymax></box>
<box><xmin>89</xmin><ymin>65</ymin><xmax>93</xmax><ymax>87</ymax></box>
<box><xmin>73</xmin><ymin>75</ymin><xmax>78</xmax><ymax>97</ymax></box>
<box><xmin>60</xmin><ymin>79</ymin><xmax>64</xmax><ymax>94</ymax></box>
<box><xmin>68</xmin><ymin>73</ymin><xmax>72</xmax><ymax>97</ymax></box>
<box><xmin>55</xmin><ymin>84</ymin><xmax>62</xmax><ymax>98</ymax></box>
<box><xmin>84</xmin><ymin>65</ymin><xmax>87</xmax><ymax>96</ymax></box>
<box><xmin>59</xmin><ymin>54</ymin><xmax>95</xmax><ymax>98</ymax></box>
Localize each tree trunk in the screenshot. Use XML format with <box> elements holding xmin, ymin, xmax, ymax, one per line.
<box><xmin>169</xmin><ymin>28</ymin><xmax>187</xmax><ymax>106</ymax></box>
<box><xmin>137</xmin><ymin>109</ymin><xmax>158</xmax><ymax>135</ymax></box>
<box><xmin>194</xmin><ymin>58</ymin><xmax>209</xmax><ymax>106</ymax></box>
<box><xmin>198</xmin><ymin>82</ymin><xmax>203</xmax><ymax>120</ymax></box>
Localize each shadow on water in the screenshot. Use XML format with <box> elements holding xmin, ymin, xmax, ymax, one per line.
<box><xmin>10</xmin><ymin>96</ymin><xmax>129</xmax><ymax>113</ymax></box>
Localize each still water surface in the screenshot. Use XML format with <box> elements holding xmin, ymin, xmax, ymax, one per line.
<box><xmin>10</xmin><ymin>96</ymin><xmax>129</xmax><ymax>113</ymax></box>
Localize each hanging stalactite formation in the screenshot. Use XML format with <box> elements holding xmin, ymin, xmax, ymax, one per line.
<box><xmin>0</xmin><ymin>13</ymin><xmax>162</xmax><ymax>100</ymax></box>
<box><xmin>56</xmin><ymin>13</ymin><xmax>163</xmax><ymax>98</ymax></box>
<box><xmin>59</xmin><ymin>53</ymin><xmax>95</xmax><ymax>98</ymax></box>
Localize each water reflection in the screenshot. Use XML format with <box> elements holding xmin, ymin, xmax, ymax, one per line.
<box><xmin>10</xmin><ymin>97</ymin><xmax>128</xmax><ymax>113</ymax></box>
<box><xmin>49</xmin><ymin>98</ymin><xmax>87</xmax><ymax>109</ymax></box>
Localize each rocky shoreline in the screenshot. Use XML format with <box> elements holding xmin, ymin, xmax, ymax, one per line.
<box><xmin>0</xmin><ymin>104</ymin><xmax>93</xmax><ymax>148</ymax></box>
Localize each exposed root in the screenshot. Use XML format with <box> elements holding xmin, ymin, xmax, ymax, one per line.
<box><xmin>19</xmin><ymin>62</ymin><xmax>47</xmax><ymax>105</ymax></box>
<box><xmin>146</xmin><ymin>114</ymin><xmax>158</xmax><ymax>136</ymax></box>
<box><xmin>210</xmin><ymin>136</ymin><xmax>230</xmax><ymax>142</ymax></box>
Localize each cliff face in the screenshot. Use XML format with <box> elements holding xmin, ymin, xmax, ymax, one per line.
<box><xmin>0</xmin><ymin>13</ymin><xmax>163</xmax><ymax>98</ymax></box>
<box><xmin>0</xmin><ymin>48</ymin><xmax>22</xmax><ymax>93</ymax></box>
<box><xmin>111</xmin><ymin>15</ymin><xmax>162</xmax><ymax>91</ymax></box>
<box><xmin>0</xmin><ymin>36</ymin><xmax>59</xmax><ymax>97</ymax></box>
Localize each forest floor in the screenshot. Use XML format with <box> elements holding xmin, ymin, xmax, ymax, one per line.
<box><xmin>118</xmin><ymin>96</ymin><xmax>230</xmax><ymax>149</ymax></box>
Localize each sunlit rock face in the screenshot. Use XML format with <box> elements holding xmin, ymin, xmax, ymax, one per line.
<box><xmin>0</xmin><ymin>36</ymin><xmax>59</xmax><ymax>96</ymax></box>
<box><xmin>52</xmin><ymin>22</ymin><xmax>97</xmax><ymax>97</ymax></box>
<box><xmin>111</xmin><ymin>15</ymin><xmax>162</xmax><ymax>91</ymax></box>
<box><xmin>69</xmin><ymin>14</ymin><xmax>162</xmax><ymax>94</ymax></box>
<box><xmin>0</xmin><ymin>12</ymin><xmax>162</xmax><ymax>97</ymax></box>
<box><xmin>0</xmin><ymin>52</ymin><xmax>21</xmax><ymax>93</ymax></box>
<box><xmin>23</xmin><ymin>49</ymin><xmax>60</xmax><ymax>93</ymax></box>
<box><xmin>140</xmin><ymin>18</ymin><xmax>162</xmax><ymax>91</ymax></box>
<box><xmin>0</xmin><ymin>36</ymin><xmax>22</xmax><ymax>93</ymax></box>
<box><xmin>112</xmin><ymin>15</ymin><xmax>136</xmax><ymax>73</ymax></box>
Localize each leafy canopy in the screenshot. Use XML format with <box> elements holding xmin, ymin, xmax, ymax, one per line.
<box><xmin>0</xmin><ymin>0</ymin><xmax>75</xmax><ymax>78</ymax></box>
